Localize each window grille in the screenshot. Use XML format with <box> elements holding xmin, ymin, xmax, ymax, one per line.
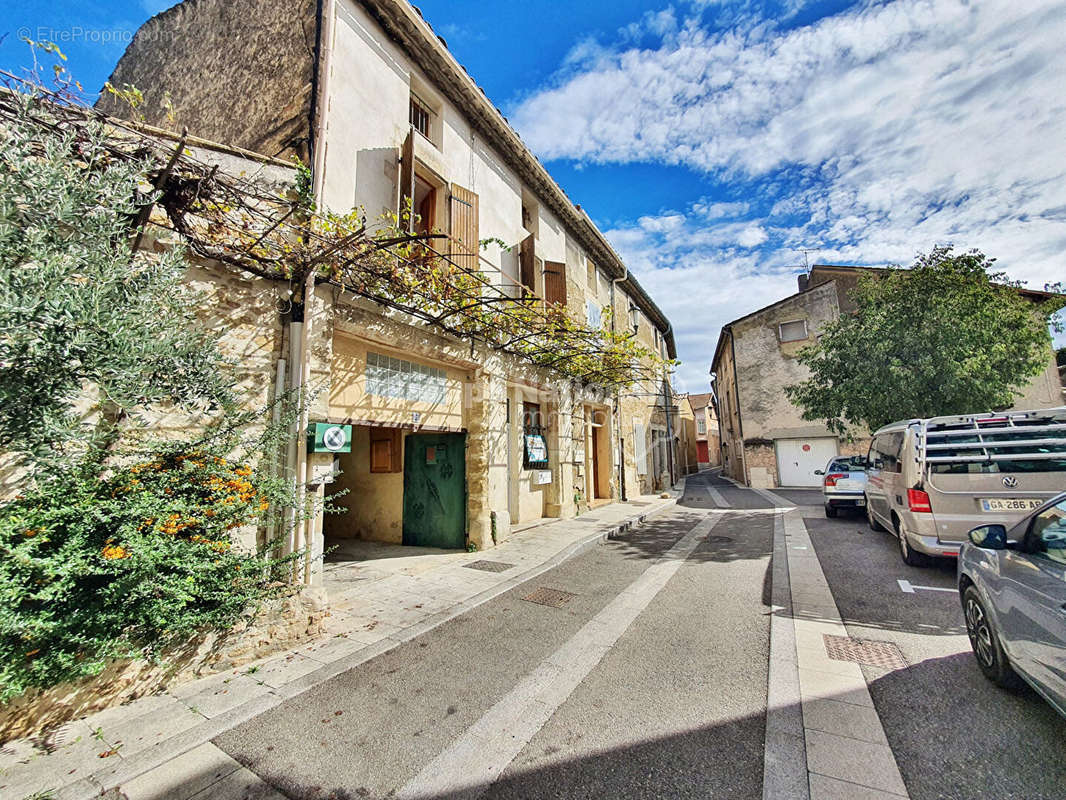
<box><xmin>410</xmin><ymin>94</ymin><xmax>431</xmax><ymax>138</ymax></box>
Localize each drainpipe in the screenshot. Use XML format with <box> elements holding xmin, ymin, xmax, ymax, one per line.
<box><xmin>662</xmin><ymin>324</ymin><xmax>675</xmax><ymax>488</ymax></box>
<box><xmin>310</xmin><ymin>0</ymin><xmax>335</xmax><ymax>204</ymax></box>
<box><xmin>287</xmin><ymin>0</ymin><xmax>334</xmax><ymax>584</ymax></box>
<box><xmin>610</xmin><ymin>265</ymin><xmax>628</xmax><ymax>501</ymax></box>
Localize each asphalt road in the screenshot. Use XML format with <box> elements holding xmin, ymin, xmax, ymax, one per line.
<box><xmin>214</xmin><ymin>499</ymin><xmax>774</xmax><ymax>799</ymax></box>
<box><xmin>807</xmin><ymin>506</ymin><xmax>1066</xmax><ymax>800</ymax></box>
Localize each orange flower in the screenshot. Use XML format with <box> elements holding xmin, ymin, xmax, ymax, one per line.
<box><xmin>23</xmin><ymin>528</ymin><xmax>38</xmax><ymax>538</ymax></box>
<box><xmin>101</xmin><ymin>544</ymin><xmax>131</xmax><ymax>560</ymax></box>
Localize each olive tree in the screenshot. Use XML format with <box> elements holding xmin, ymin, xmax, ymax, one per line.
<box><xmin>0</xmin><ymin>89</ymin><xmax>232</xmax><ymax>476</ymax></box>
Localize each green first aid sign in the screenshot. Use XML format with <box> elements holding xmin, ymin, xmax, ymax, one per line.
<box><xmin>307</xmin><ymin>422</ymin><xmax>352</xmax><ymax>453</ymax></box>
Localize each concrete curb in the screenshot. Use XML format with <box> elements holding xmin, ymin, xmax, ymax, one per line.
<box><xmin>59</xmin><ymin>496</ymin><xmax>680</xmax><ymax>800</ymax></box>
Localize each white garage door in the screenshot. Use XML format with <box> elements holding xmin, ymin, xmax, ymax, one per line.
<box><xmin>775</xmin><ymin>438</ymin><xmax>838</xmax><ymax>487</ymax></box>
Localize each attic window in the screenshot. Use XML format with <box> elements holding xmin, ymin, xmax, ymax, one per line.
<box><xmin>778</xmin><ymin>320</ymin><xmax>808</xmax><ymax>342</ymax></box>
<box><xmin>410</xmin><ymin>93</ymin><xmax>432</xmax><ymax>139</ymax></box>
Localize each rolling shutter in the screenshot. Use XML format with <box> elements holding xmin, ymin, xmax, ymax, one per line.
<box><xmin>449</xmin><ymin>183</ymin><xmax>479</xmax><ymax>271</ymax></box>
<box><xmin>543</xmin><ymin>260</ymin><xmax>566</xmax><ymax>305</ymax></box>
<box><xmin>399</xmin><ymin>131</ymin><xmax>415</xmax><ymax>233</ymax></box>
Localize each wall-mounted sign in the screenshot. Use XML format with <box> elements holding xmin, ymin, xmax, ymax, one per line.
<box><xmin>574</xmin><ymin>449</ymin><xmax>585</xmax><ymax>464</ymax></box>
<box><xmin>524</xmin><ymin>433</ymin><xmax>549</xmax><ymax>468</ymax></box>
<box><xmin>308</xmin><ymin>422</ymin><xmax>352</xmax><ymax>453</ymax></box>
<box><xmin>535</xmin><ymin>470</ymin><xmax>552</xmax><ymax>485</ymax></box>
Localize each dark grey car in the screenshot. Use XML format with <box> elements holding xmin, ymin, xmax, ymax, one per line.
<box><xmin>958</xmin><ymin>492</ymin><xmax>1066</xmax><ymax>718</ymax></box>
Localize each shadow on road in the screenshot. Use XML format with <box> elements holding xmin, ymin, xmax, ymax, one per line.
<box><xmin>867</xmin><ymin>651</ymin><xmax>1066</xmax><ymax>800</ymax></box>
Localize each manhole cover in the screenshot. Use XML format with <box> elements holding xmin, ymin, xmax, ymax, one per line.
<box><xmin>465</xmin><ymin>560</ymin><xmax>516</xmax><ymax>573</ymax></box>
<box><xmin>522</xmin><ymin>587</ymin><xmax>578</xmax><ymax>608</ymax></box>
<box><xmin>706</xmin><ymin>535</ymin><xmax>735</xmax><ymax>543</ymax></box>
<box><xmin>823</xmin><ymin>634</ymin><xmax>907</xmax><ymax>670</ymax></box>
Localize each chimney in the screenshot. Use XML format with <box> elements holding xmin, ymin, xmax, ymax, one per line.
<box><xmin>798</xmin><ymin>273</ymin><xmax>809</xmax><ymax>293</ymax></box>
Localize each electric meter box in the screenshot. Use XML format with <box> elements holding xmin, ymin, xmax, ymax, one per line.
<box><xmin>307</xmin><ymin>422</ymin><xmax>352</xmax><ymax>453</ymax></box>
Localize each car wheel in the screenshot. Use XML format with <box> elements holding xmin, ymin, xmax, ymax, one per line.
<box><xmin>896</xmin><ymin>521</ymin><xmax>928</xmax><ymax>567</ymax></box>
<box><xmin>963</xmin><ymin>586</ymin><xmax>1021</xmax><ymax>689</ymax></box>
<box><xmin>824</xmin><ymin>503</ymin><xmax>838</xmax><ymax>518</ymax></box>
<box><xmin>867</xmin><ymin>500</ymin><xmax>885</xmax><ymax>532</ymax></box>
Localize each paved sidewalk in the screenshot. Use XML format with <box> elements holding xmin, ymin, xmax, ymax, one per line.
<box><xmin>763</xmin><ymin>490</ymin><xmax>910</xmax><ymax>800</ymax></box>
<box><xmin>1</xmin><ymin>493</ymin><xmax>677</xmax><ymax>800</ymax></box>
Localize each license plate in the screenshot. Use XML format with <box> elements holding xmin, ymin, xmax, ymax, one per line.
<box><xmin>980</xmin><ymin>498</ymin><xmax>1045</xmax><ymax>512</ymax></box>
<box><xmin>856</xmin><ymin>498</ymin><xmax>866</xmax><ymax>507</ymax></box>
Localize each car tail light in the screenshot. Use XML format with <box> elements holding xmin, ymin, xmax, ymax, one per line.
<box><xmin>907</xmin><ymin>488</ymin><xmax>932</xmax><ymax>513</ymax></box>
<box><xmin>824</xmin><ymin>473</ymin><xmax>845</xmax><ymax>487</ymax></box>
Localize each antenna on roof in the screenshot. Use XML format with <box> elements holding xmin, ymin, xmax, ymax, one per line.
<box><xmin>800</xmin><ymin>248</ymin><xmax>820</xmax><ymax>272</ymax></box>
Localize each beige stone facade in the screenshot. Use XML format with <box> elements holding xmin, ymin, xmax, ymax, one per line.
<box><xmin>713</xmin><ymin>265</ymin><xmax>1063</xmax><ymax>488</ymax></box>
<box><xmin>86</xmin><ymin>0</ymin><xmax>680</xmax><ymax>583</ymax></box>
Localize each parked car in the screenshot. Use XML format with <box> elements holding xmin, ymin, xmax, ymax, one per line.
<box><xmin>815</xmin><ymin>455</ymin><xmax>868</xmax><ymax>517</ymax></box>
<box><xmin>958</xmin><ymin>493</ymin><xmax>1066</xmax><ymax>718</ymax></box>
<box><xmin>865</xmin><ymin>407</ymin><xmax>1066</xmax><ymax>566</ymax></box>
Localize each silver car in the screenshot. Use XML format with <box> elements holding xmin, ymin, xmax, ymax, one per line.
<box><xmin>815</xmin><ymin>455</ymin><xmax>868</xmax><ymax>518</ymax></box>
<box><xmin>958</xmin><ymin>492</ymin><xmax>1066</xmax><ymax>718</ymax></box>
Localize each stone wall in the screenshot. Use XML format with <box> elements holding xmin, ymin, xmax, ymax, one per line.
<box><xmin>95</xmin><ymin>0</ymin><xmax>317</xmax><ymax>163</ymax></box>
<box><xmin>0</xmin><ymin>586</ymin><xmax>328</xmax><ymax>742</ymax></box>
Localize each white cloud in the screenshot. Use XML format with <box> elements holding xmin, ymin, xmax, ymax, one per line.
<box><xmin>511</xmin><ymin>0</ymin><xmax>1066</xmax><ymax>386</ymax></box>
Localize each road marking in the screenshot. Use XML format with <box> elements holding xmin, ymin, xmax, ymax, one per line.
<box><xmin>704</xmin><ymin>482</ymin><xmax>731</xmax><ymax>508</ymax></box>
<box><xmin>750</xmin><ymin>486</ymin><xmax>798</xmax><ymax>510</ymax></box>
<box><xmin>897</xmin><ymin>579</ymin><xmax>956</xmax><ymax>594</ymax></box>
<box><xmin>396</xmin><ymin>513</ymin><xmax>723</xmax><ymax>800</ymax></box>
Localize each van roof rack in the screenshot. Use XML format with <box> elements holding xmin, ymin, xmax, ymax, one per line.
<box><xmin>914</xmin><ymin>407</ymin><xmax>1066</xmax><ymax>465</ymax></box>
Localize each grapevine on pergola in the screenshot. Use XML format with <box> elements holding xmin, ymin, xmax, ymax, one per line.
<box><xmin>0</xmin><ymin>71</ymin><xmax>671</xmax><ymax>389</ymax></box>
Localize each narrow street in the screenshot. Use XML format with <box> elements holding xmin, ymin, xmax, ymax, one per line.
<box><xmin>213</xmin><ymin>483</ymin><xmax>775</xmax><ymax>799</ymax></box>
<box><xmin>9</xmin><ymin>473</ymin><xmax>1066</xmax><ymax>800</ymax></box>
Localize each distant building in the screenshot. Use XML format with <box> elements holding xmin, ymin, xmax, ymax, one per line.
<box><xmin>686</xmin><ymin>392</ymin><xmax>721</xmax><ymax>470</ymax></box>
<box><xmin>711</xmin><ymin>265</ymin><xmax>1064</xmax><ymax>488</ymax></box>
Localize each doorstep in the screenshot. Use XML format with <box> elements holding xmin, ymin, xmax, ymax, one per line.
<box><xmin>0</xmin><ymin>491</ymin><xmax>679</xmax><ymax>800</ymax></box>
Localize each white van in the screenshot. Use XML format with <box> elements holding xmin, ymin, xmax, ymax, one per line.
<box><xmin>865</xmin><ymin>407</ymin><xmax>1066</xmax><ymax>566</ymax></box>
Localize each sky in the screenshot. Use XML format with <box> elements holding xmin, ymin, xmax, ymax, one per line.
<box><xmin>2</xmin><ymin>0</ymin><xmax>1064</xmax><ymax>393</ymax></box>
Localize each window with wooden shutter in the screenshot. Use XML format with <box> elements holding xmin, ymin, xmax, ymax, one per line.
<box><xmin>448</xmin><ymin>183</ymin><xmax>479</xmax><ymax>271</ymax></box>
<box><xmin>543</xmin><ymin>260</ymin><xmax>566</xmax><ymax>305</ymax></box>
<box><xmin>519</xmin><ymin>234</ymin><xmax>536</xmax><ymax>295</ymax></box>
<box><xmin>398</xmin><ymin>131</ymin><xmax>415</xmax><ymax>233</ymax></box>
<box><xmin>369</xmin><ymin>427</ymin><xmax>402</xmax><ymax>473</ymax></box>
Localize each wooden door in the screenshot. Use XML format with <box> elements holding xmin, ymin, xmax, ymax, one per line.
<box><xmin>403</xmin><ymin>433</ymin><xmax>467</xmax><ymax>549</ymax></box>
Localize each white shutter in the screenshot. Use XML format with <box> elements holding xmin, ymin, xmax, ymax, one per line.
<box><xmin>587</xmin><ymin>300</ymin><xmax>602</xmax><ymax>329</ymax></box>
<box><xmin>633</xmin><ymin>422</ymin><xmax>647</xmax><ymax>475</ymax></box>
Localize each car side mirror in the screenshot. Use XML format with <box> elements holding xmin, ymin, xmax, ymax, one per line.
<box><xmin>969</xmin><ymin>524</ymin><xmax>1008</xmax><ymax>550</ymax></box>
<box><xmin>814</xmin><ymin>469</ymin><xmax>824</xmax><ymax>475</ymax></box>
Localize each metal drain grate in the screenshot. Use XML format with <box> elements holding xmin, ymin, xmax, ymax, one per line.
<box><xmin>823</xmin><ymin>634</ymin><xmax>907</xmax><ymax>670</ymax></box>
<box><xmin>706</xmin><ymin>535</ymin><xmax>735</xmax><ymax>543</ymax></box>
<box><xmin>464</xmin><ymin>560</ymin><xmax>516</xmax><ymax>573</ymax></box>
<box><xmin>522</xmin><ymin>587</ymin><xmax>578</xmax><ymax>608</ymax></box>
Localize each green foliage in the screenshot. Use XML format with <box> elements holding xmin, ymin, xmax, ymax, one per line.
<box><xmin>0</xmin><ymin>419</ymin><xmax>303</xmax><ymax>701</ymax></box>
<box><xmin>785</xmin><ymin>247</ymin><xmax>1065</xmax><ymax>435</ymax></box>
<box><xmin>0</xmin><ymin>88</ymin><xmax>232</xmax><ymax>476</ymax></box>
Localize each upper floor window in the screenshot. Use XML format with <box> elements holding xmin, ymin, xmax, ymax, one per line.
<box><xmin>696</xmin><ymin>418</ymin><xmax>707</xmax><ymax>435</ymax></box>
<box><xmin>778</xmin><ymin>319</ymin><xmax>808</xmax><ymax>342</ymax></box>
<box><xmin>410</xmin><ymin>93</ymin><xmax>432</xmax><ymax>139</ymax></box>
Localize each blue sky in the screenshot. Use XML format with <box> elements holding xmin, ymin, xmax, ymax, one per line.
<box><xmin>2</xmin><ymin>0</ymin><xmax>1064</xmax><ymax>391</ymax></box>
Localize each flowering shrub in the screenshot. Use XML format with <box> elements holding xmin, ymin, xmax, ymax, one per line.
<box><xmin>0</xmin><ymin>439</ymin><xmax>300</xmax><ymax>702</ymax></box>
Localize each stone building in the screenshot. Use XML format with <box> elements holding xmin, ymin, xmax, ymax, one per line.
<box><xmin>97</xmin><ymin>0</ymin><xmax>679</xmax><ymax>577</ymax></box>
<box><xmin>686</xmin><ymin>392</ymin><xmax>721</xmax><ymax>470</ymax></box>
<box><xmin>711</xmin><ymin>264</ymin><xmax>1064</xmax><ymax>488</ymax></box>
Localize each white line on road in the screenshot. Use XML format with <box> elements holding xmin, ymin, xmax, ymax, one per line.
<box><xmin>898</xmin><ymin>579</ymin><xmax>956</xmax><ymax>594</ymax></box>
<box><xmin>704</xmin><ymin>482</ymin><xmax>730</xmax><ymax>508</ymax></box>
<box><xmin>396</xmin><ymin>513</ymin><xmax>723</xmax><ymax>800</ymax></box>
